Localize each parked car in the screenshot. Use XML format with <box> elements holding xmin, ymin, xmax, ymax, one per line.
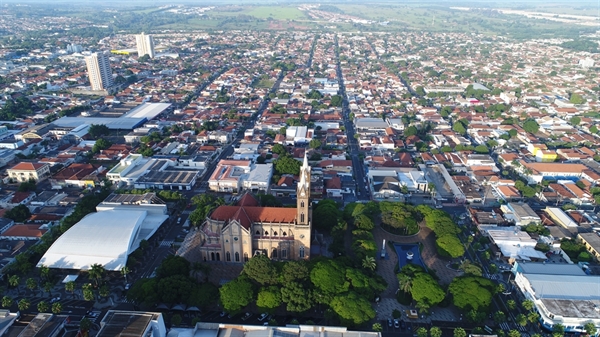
<box><xmin>387</xmin><ymin>318</ymin><xmax>393</xmax><ymax>327</ymax></box>
<box><xmin>241</xmin><ymin>313</ymin><xmax>252</xmax><ymax>321</ymax></box>
<box><xmin>258</xmin><ymin>313</ymin><xmax>269</xmax><ymax>321</ymax></box>
<box><xmin>220</xmin><ymin>312</ymin><xmax>227</xmax><ymax>317</ymax></box>
<box><xmin>393</xmin><ymin>319</ymin><xmax>399</xmax><ymax>329</ymax></box>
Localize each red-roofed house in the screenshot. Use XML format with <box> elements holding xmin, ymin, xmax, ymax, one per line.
<box><xmin>7</xmin><ymin>162</ymin><xmax>50</xmax><ymax>182</ymax></box>
<box><xmin>0</xmin><ymin>224</ymin><xmax>47</xmax><ymax>240</ymax></box>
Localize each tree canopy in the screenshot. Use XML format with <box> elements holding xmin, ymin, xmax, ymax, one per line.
<box><xmin>219</xmin><ymin>276</ymin><xmax>254</xmax><ymax>313</ymax></box>
<box><xmin>88</xmin><ymin>124</ymin><xmax>110</xmax><ymax>138</ymax></box>
<box><xmin>448</xmin><ymin>276</ymin><xmax>495</xmax><ymax>311</ymax></box>
<box><xmin>312</xmin><ymin>199</ymin><xmax>340</xmax><ymax>232</ymax></box>
<box><xmin>522</xmin><ymin>119</ymin><xmax>539</xmax><ymax>134</ymax></box>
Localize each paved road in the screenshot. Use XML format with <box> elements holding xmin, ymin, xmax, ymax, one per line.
<box><xmin>334</xmin><ymin>34</ymin><xmax>369</xmax><ymax>202</ymax></box>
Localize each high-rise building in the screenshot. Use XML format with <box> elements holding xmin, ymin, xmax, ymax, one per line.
<box><xmin>136</xmin><ymin>32</ymin><xmax>155</xmax><ymax>59</ymax></box>
<box><xmin>85</xmin><ymin>52</ymin><xmax>113</xmax><ymax>91</ymax></box>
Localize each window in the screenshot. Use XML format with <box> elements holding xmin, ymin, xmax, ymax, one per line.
<box><xmin>282</xmin><ymin>232</ymin><xmax>287</xmax><ymax>236</ymax></box>
<box><xmin>301</xmin><ymin>201</ymin><xmax>305</xmax><ymax>208</ymax></box>
<box><xmin>211</xmin><ymin>252</ymin><xmax>215</xmax><ymax>261</ymax></box>
<box><xmin>273</xmin><ymin>231</ymin><xmax>277</xmax><ymax>236</ymax></box>
<box><xmin>235</xmin><ymin>252</ymin><xmax>240</xmax><ymax>262</ymax></box>
<box><xmin>300</xmin><ymin>213</ymin><xmax>305</xmax><ymax>223</ymax></box>
<box><xmin>226</xmin><ymin>252</ymin><xmax>231</xmax><ymax>262</ymax></box>
<box><xmin>272</xmin><ymin>249</ymin><xmax>278</xmax><ymax>258</ymax></box>
<box><xmin>216</xmin><ymin>253</ymin><xmax>220</xmax><ymax>261</ymax></box>
<box><xmin>244</xmin><ymin>253</ymin><xmax>249</xmax><ymax>262</ymax></box>
<box><xmin>264</xmin><ymin>231</ymin><xmax>269</xmax><ymax>236</ymax></box>
<box><xmin>256</xmin><ymin>230</ymin><xmax>260</xmax><ymax>235</ymax></box>
<box><xmin>299</xmin><ymin>246</ymin><xmax>305</xmax><ymax>258</ymax></box>
<box><xmin>282</xmin><ymin>250</ymin><xmax>287</xmax><ymax>258</ymax></box>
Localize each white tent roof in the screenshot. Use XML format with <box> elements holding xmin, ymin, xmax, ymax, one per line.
<box><xmin>38</xmin><ymin>210</ymin><xmax>146</xmax><ymax>271</ymax></box>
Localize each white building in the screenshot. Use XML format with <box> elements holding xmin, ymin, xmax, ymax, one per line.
<box><xmin>500</xmin><ymin>202</ymin><xmax>541</xmax><ymax>226</ymax></box>
<box><xmin>242</xmin><ymin>163</ymin><xmax>273</xmax><ymax>193</ymax></box>
<box><xmin>285</xmin><ymin>126</ymin><xmax>314</xmax><ymax>145</ymax></box>
<box><xmin>84</xmin><ymin>52</ymin><xmax>113</xmax><ymax>90</ymax></box>
<box><xmin>136</xmin><ymin>32</ymin><xmax>155</xmax><ymax>58</ymax></box>
<box><xmin>513</xmin><ymin>262</ymin><xmax>600</xmax><ymax>334</ymax></box>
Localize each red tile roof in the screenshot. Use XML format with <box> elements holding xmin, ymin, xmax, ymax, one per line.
<box><xmin>9</xmin><ymin>162</ymin><xmax>46</xmax><ymax>171</ymax></box>
<box><xmin>210</xmin><ymin>205</ymin><xmax>297</xmax><ymax>229</ymax></box>
<box><xmin>1</xmin><ymin>225</ymin><xmax>47</xmax><ymax>238</ymax></box>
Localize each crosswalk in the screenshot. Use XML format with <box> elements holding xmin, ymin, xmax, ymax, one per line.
<box><xmin>484</xmin><ymin>273</ymin><xmax>499</xmax><ymax>280</ymax></box>
<box><xmin>159</xmin><ymin>240</ymin><xmax>174</xmax><ymax>247</ymax></box>
<box><xmin>499</xmin><ymin>322</ymin><xmax>510</xmax><ymax>331</ymax></box>
<box><xmin>497</xmin><ymin>322</ymin><xmax>527</xmax><ymax>332</ymax></box>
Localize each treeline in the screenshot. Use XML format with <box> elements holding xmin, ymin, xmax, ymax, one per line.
<box><xmin>560</xmin><ymin>39</ymin><xmax>599</xmax><ymax>53</ymax></box>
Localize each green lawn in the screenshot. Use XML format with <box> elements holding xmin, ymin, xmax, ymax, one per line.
<box><xmin>246</xmin><ymin>6</ymin><xmax>307</xmax><ymax>20</ymax></box>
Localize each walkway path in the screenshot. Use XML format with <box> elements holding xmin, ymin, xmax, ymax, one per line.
<box><xmin>373</xmin><ymin>224</ymin><xmax>461</xmax><ymax>323</ymax></box>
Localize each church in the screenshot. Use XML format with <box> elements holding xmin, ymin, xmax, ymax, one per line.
<box><xmin>178</xmin><ymin>155</ymin><xmax>312</xmax><ymax>263</ymax></box>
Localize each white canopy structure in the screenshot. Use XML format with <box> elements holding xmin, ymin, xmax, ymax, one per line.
<box><xmin>38</xmin><ymin>208</ymin><xmax>167</xmax><ymax>271</ymax></box>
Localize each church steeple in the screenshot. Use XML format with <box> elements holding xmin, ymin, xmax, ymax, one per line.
<box><xmin>297</xmin><ymin>151</ymin><xmax>310</xmax><ymax>226</ymax></box>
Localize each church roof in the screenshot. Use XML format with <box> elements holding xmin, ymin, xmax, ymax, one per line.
<box><xmin>236</xmin><ymin>193</ymin><xmax>260</xmax><ymax>207</ymax></box>
<box><xmin>210</xmin><ymin>205</ymin><xmax>297</xmax><ymax>229</ymax></box>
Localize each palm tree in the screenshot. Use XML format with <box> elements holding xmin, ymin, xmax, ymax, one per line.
<box><xmin>83</xmin><ymin>289</ymin><xmax>95</xmax><ymax>302</ymax></box>
<box><xmin>453</xmin><ymin>327</ymin><xmax>466</xmax><ymax>337</ymax></box>
<box><xmin>17</xmin><ymin>298</ymin><xmax>30</xmax><ymax>312</ymax></box>
<box><xmin>99</xmin><ymin>285</ymin><xmax>110</xmax><ymax>298</ymax></box>
<box><xmin>79</xmin><ymin>317</ymin><xmax>92</xmax><ymax>337</ymax></box>
<box><xmin>88</xmin><ymin>264</ymin><xmax>105</xmax><ymax>287</ymax></box>
<box><xmin>37</xmin><ymin>301</ymin><xmax>49</xmax><ymax>313</ymax></box>
<box><xmin>522</xmin><ymin>299</ymin><xmax>534</xmax><ymax>311</ymax></box>
<box><xmin>415</xmin><ymin>301</ymin><xmax>430</xmax><ymax>314</ymax></box>
<box><xmin>8</xmin><ymin>275</ymin><xmax>19</xmax><ymax>290</ymax></box>
<box><xmin>398</xmin><ymin>274</ymin><xmax>412</xmax><ymax>294</ymax></box>
<box><xmin>430</xmin><ymin>327</ymin><xmax>442</xmax><ymax>337</ymax></box>
<box><xmin>51</xmin><ymin>302</ymin><xmax>62</xmax><ymax>314</ymax></box>
<box><xmin>38</xmin><ymin>265</ymin><xmax>50</xmax><ymax>280</ymax></box>
<box><xmin>362</xmin><ymin>256</ymin><xmax>376</xmax><ymax>271</ymax></box>
<box><xmin>65</xmin><ymin>281</ymin><xmax>75</xmax><ymax>296</ymax></box>
<box><xmin>2</xmin><ymin>296</ymin><xmax>12</xmax><ymax>308</ymax></box>
<box><xmin>26</xmin><ymin>278</ymin><xmax>37</xmax><ymax>294</ymax></box>
<box><xmin>44</xmin><ymin>281</ymin><xmax>54</xmax><ymax>297</ymax></box>
<box><xmin>120</xmin><ymin>266</ymin><xmax>131</xmax><ymax>283</ymax></box>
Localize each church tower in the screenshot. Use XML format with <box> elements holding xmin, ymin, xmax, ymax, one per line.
<box><xmin>297</xmin><ymin>152</ymin><xmax>311</xmax><ymax>225</ymax></box>
<box><xmin>295</xmin><ymin>152</ymin><xmax>311</xmax><ymax>259</ymax></box>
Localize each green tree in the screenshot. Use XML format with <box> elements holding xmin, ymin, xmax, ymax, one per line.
<box><xmin>527</xmin><ymin>311</ymin><xmax>540</xmax><ymax>323</ymax></box>
<box><xmin>516</xmin><ymin>313</ymin><xmax>527</xmax><ymax>326</ymax></box>
<box><xmin>508</xmin><ymin>330</ymin><xmax>521</xmax><ymax>337</ymax></box>
<box><xmin>65</xmin><ymin>281</ymin><xmax>75</xmax><ymax>295</ymax></box>
<box><xmin>453</xmin><ymin>327</ymin><xmax>466</xmax><ymax>337</ymax></box>
<box><xmin>79</xmin><ymin>317</ymin><xmax>92</xmax><ymax>337</ymax></box>
<box><xmin>26</xmin><ymin>278</ymin><xmax>37</xmax><ymax>293</ymax></box>
<box><xmin>493</xmin><ymin>311</ymin><xmax>506</xmax><ymax>323</ymax></box>
<box><xmin>88</xmin><ymin>124</ymin><xmax>110</xmax><ymax>138</ymax></box>
<box><xmin>156</xmin><ymin>255</ymin><xmax>190</xmax><ymax>278</ymax></box>
<box><xmin>310</xmin><ymin>260</ymin><xmax>348</xmax><ymax>295</ymax></box>
<box><xmin>398</xmin><ymin>273</ymin><xmax>413</xmax><ymax>293</ymax></box>
<box><xmin>372</xmin><ymin>323</ymin><xmax>383</xmax><ymax>332</ymax></box>
<box><xmin>448</xmin><ymin>276</ymin><xmax>494</xmax><ymax>312</ymax></box>
<box><xmin>92</xmin><ymin>138</ymin><xmax>112</xmax><ymax>153</ymax></box>
<box><xmin>274</xmin><ymin>156</ymin><xmax>302</xmax><ymax>175</ymax></box>
<box><xmin>330</xmin><ymin>292</ymin><xmax>375</xmax><ymax>325</ymax></box>
<box><xmin>436</xmin><ymin>234</ymin><xmax>465</xmax><ymax>258</ymax></box>
<box><xmin>281</xmin><ymin>281</ymin><xmax>313</xmax><ymax>312</ymax></box>
<box><xmin>2</xmin><ymin>296</ymin><xmax>13</xmax><ymax>308</ymax></box>
<box><xmin>430</xmin><ymin>327</ymin><xmax>442</xmax><ymax>337</ymax></box>
<box><xmin>8</xmin><ymin>275</ymin><xmax>19</xmax><ymax>289</ymax></box>
<box><xmin>570</xmin><ymin>116</ymin><xmax>581</xmax><ymax>126</ymax></box>
<box><xmin>171</xmin><ymin>314</ymin><xmax>182</xmax><ymax>327</ymax></box>
<box><xmin>452</xmin><ymin>122</ymin><xmax>466</xmax><ymax>135</ymax></box>
<box><xmin>121</xmin><ymin>266</ymin><xmax>131</xmax><ymax>283</ymax></box>
<box><xmin>219</xmin><ymin>276</ymin><xmax>254</xmax><ymax>313</ymax></box>
<box><xmin>257</xmin><ymin>286</ymin><xmax>282</xmax><ymax>310</ymax></box>
<box><xmin>281</xmin><ymin>260</ymin><xmax>309</xmax><ymax>283</ymax></box>
<box><xmin>271</xmin><ymin>144</ymin><xmax>288</xmax><ymax>156</ymax></box>
<box><xmin>569</xmin><ymin>93</ymin><xmax>585</xmax><ymax>104</ymax></box>
<box><xmin>507</xmin><ymin>299</ymin><xmax>517</xmax><ymax>310</ymax></box>
<box><xmin>354</xmin><ymin>214</ymin><xmax>375</xmax><ymax>230</ymax></box>
<box><xmin>410</xmin><ymin>272</ymin><xmax>445</xmax><ymax>308</ymax></box>
<box><xmin>37</xmin><ymin>300</ymin><xmax>49</xmax><ymax>313</ymax></box>
<box><xmin>416</xmin><ymin>327</ymin><xmax>428</xmax><ymax>337</ymax></box>
<box><xmin>523</xmin><ymin>119</ymin><xmax>539</xmax><ymax>134</ymax></box>
<box><xmin>522</xmin><ymin>299</ymin><xmax>534</xmax><ymax>311</ymax></box>
<box><xmin>552</xmin><ymin>323</ymin><xmax>565</xmax><ymax>337</ymax></box>
<box><xmin>584</xmin><ymin>322</ymin><xmax>597</xmax><ymax>336</ymax></box>
<box><xmin>18</xmin><ymin>181</ymin><xmax>37</xmax><ymax>192</ymax></box>
<box><xmin>243</xmin><ymin>255</ymin><xmax>278</xmax><ymax>285</ymax></box>
<box><xmin>474</xmin><ymin>145</ymin><xmax>489</xmax><ymax>154</ymax></box>
<box><xmin>362</xmin><ymin>256</ymin><xmax>376</xmax><ymax>271</ymax></box>
<box><xmin>309</xmin><ymin>139</ymin><xmax>322</xmax><ymax>149</ymax></box>
<box><xmin>51</xmin><ymin>302</ymin><xmax>62</xmax><ymax>314</ymax></box>
<box><xmin>312</xmin><ymin>199</ymin><xmax>340</xmax><ymax>232</ymax></box>
<box><xmin>18</xmin><ymin>298</ymin><xmax>30</xmax><ymax>311</ymax></box>
<box><xmin>88</xmin><ymin>263</ymin><xmax>105</xmax><ymax>287</ymax></box>
<box><xmin>404</xmin><ymin>126</ymin><xmax>418</xmax><ymax>137</ymax></box>
<box><xmin>5</xmin><ymin>204</ymin><xmax>31</xmax><ymax>222</ymax></box>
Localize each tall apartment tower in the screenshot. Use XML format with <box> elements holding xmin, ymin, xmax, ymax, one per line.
<box><xmin>85</xmin><ymin>52</ymin><xmax>113</xmax><ymax>91</ymax></box>
<box><xmin>136</xmin><ymin>32</ymin><xmax>155</xmax><ymax>58</ymax></box>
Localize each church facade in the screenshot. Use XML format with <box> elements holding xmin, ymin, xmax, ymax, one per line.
<box><xmin>181</xmin><ymin>155</ymin><xmax>312</xmax><ymax>263</ymax></box>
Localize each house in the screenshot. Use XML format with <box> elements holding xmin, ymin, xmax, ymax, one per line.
<box><xmin>500</xmin><ymin>202</ymin><xmax>540</xmax><ymax>226</ymax></box>
<box><xmin>0</xmin><ymin>224</ymin><xmax>47</xmax><ymax>240</ymax></box>
<box><xmin>7</xmin><ymin>162</ymin><xmax>51</xmax><ymax>182</ymax></box>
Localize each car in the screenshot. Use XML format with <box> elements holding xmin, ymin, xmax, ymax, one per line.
<box><xmin>50</xmin><ymin>297</ymin><xmax>60</xmax><ymax>304</ymax></box>
<box><xmin>241</xmin><ymin>313</ymin><xmax>252</xmax><ymax>321</ymax></box>
<box><xmin>258</xmin><ymin>313</ymin><xmax>269</xmax><ymax>321</ymax></box>
<box><xmin>387</xmin><ymin>318</ymin><xmax>393</xmax><ymax>327</ymax></box>
<box><xmin>435</xmin><ymin>205</ymin><xmax>443</xmax><ymax>209</ymax></box>
<box><xmin>125</xmin><ymin>283</ymin><xmax>131</xmax><ymax>290</ymax></box>
<box><xmin>393</xmin><ymin>319</ymin><xmax>399</xmax><ymax>329</ymax></box>
<box><xmin>220</xmin><ymin>312</ymin><xmax>227</xmax><ymax>317</ymax></box>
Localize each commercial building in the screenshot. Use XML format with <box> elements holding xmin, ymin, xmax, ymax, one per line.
<box><xmin>513</xmin><ymin>262</ymin><xmax>600</xmax><ymax>334</ymax></box>
<box><xmin>135</xmin><ymin>32</ymin><xmax>155</xmax><ymax>58</ymax></box>
<box><xmin>97</xmin><ymin>311</ymin><xmax>166</xmax><ymax>337</ymax></box>
<box><xmin>84</xmin><ymin>51</ymin><xmax>113</xmax><ymax>90</ymax></box>
<box><xmin>500</xmin><ymin>202</ymin><xmax>540</xmax><ymax>226</ymax></box>
<box><xmin>545</xmin><ymin>207</ymin><xmax>578</xmax><ymax>228</ymax></box>
<box><xmin>186</xmin><ymin>322</ymin><xmax>381</xmax><ymax>337</ymax></box>
<box><xmin>38</xmin><ymin>193</ymin><xmax>168</xmax><ymax>271</ymax></box>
